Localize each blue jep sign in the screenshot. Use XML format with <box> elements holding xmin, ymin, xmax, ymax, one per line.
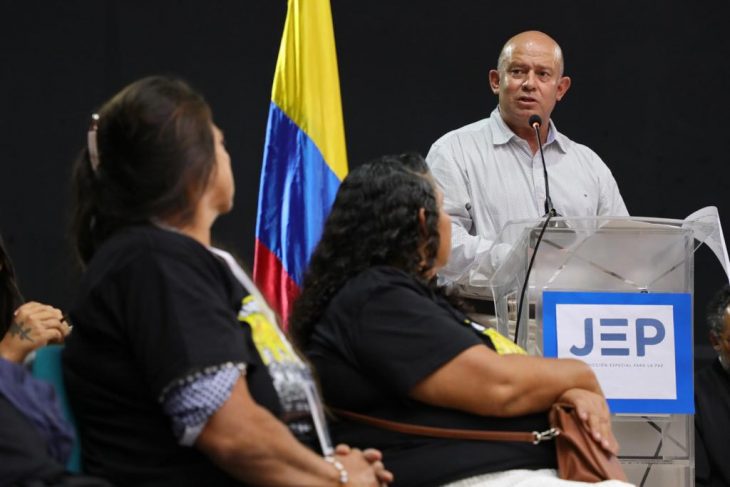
<box><xmin>543</xmin><ymin>291</ymin><xmax>693</xmax><ymax>414</ymax></box>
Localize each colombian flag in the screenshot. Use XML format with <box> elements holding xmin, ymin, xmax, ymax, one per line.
<box><xmin>254</xmin><ymin>0</ymin><xmax>347</xmax><ymax>327</ymax></box>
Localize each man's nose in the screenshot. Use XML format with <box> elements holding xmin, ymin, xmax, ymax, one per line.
<box><xmin>521</xmin><ymin>72</ymin><xmax>536</xmax><ymax>90</ymax></box>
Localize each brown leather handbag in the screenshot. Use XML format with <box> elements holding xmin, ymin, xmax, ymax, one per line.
<box><xmin>333</xmin><ymin>404</ymin><xmax>628</xmax><ymax>483</ymax></box>
<box><xmin>549</xmin><ymin>403</ymin><xmax>627</xmax><ymax>482</ymax></box>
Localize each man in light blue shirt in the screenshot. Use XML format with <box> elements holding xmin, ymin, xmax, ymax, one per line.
<box><xmin>427</xmin><ymin>31</ymin><xmax>628</xmax><ymax>288</ymax></box>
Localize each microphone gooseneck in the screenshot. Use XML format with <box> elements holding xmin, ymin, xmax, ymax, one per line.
<box><xmin>528</xmin><ymin>115</ymin><xmax>554</xmax><ymax>216</ymax></box>
<box><xmin>513</xmin><ymin>114</ymin><xmax>556</xmax><ymax>345</ymax></box>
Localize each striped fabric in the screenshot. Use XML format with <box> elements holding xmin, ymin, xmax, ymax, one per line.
<box><xmin>253</xmin><ymin>0</ymin><xmax>348</xmax><ymax>327</ymax></box>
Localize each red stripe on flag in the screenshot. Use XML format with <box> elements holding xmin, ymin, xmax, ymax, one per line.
<box><xmin>253</xmin><ymin>239</ymin><xmax>300</xmax><ymax>330</ymax></box>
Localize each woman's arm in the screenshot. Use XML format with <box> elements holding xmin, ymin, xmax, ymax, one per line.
<box><xmin>196</xmin><ymin>377</ymin><xmax>389</xmax><ymax>487</ymax></box>
<box><xmin>409</xmin><ymin>344</ymin><xmax>616</xmax><ymax>451</ymax></box>
<box><xmin>410</xmin><ymin>345</ymin><xmax>601</xmax><ymax>417</ymax></box>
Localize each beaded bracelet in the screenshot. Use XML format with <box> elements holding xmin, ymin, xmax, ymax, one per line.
<box><xmin>324</xmin><ymin>456</ymin><xmax>349</xmax><ymax>485</ymax></box>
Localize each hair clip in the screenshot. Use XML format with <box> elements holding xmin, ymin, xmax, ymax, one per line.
<box><xmin>87</xmin><ymin>113</ymin><xmax>100</xmax><ymax>172</ymax></box>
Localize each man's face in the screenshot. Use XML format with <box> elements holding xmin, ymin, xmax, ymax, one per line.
<box><xmin>712</xmin><ymin>308</ymin><xmax>730</xmax><ymax>370</ymax></box>
<box><xmin>489</xmin><ymin>36</ymin><xmax>571</xmax><ymax>132</ymax></box>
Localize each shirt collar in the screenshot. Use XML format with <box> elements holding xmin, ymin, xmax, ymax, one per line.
<box><xmin>719</xmin><ymin>355</ymin><xmax>730</xmax><ymax>374</ymax></box>
<box><xmin>491</xmin><ymin>107</ymin><xmax>568</xmax><ymax>154</ymax></box>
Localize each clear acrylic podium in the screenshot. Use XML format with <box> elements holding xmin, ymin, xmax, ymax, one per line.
<box><xmin>471</xmin><ymin>215</ymin><xmax>724</xmax><ymax>487</ymax></box>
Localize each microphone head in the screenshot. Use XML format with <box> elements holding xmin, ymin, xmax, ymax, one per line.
<box><xmin>528</xmin><ymin>114</ymin><xmax>542</xmax><ymax>128</ymax></box>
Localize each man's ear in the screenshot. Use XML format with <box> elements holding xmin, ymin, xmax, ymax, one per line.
<box><xmin>710</xmin><ymin>331</ymin><xmax>722</xmax><ymax>352</ymax></box>
<box><xmin>489</xmin><ymin>69</ymin><xmax>501</xmax><ymax>95</ymax></box>
<box><xmin>556</xmin><ymin>76</ymin><xmax>571</xmax><ymax>101</ymax></box>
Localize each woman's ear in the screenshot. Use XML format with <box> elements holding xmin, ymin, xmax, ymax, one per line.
<box><xmin>418</xmin><ymin>208</ymin><xmax>427</xmax><ymax>236</ymax></box>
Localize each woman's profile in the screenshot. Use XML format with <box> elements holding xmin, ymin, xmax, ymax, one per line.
<box><xmin>63</xmin><ymin>76</ymin><xmax>390</xmax><ymax>486</ymax></box>
<box><xmin>290</xmin><ymin>153</ymin><xmax>630</xmax><ymax>487</ymax></box>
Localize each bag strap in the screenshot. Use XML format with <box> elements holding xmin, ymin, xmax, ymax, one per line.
<box><xmin>331</xmin><ymin>408</ymin><xmax>558</xmax><ymax>444</ymax></box>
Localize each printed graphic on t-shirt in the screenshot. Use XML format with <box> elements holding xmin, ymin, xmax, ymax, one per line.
<box><xmin>482</xmin><ymin>328</ymin><xmax>527</xmax><ymax>355</ymax></box>
<box><xmin>468</xmin><ymin>320</ymin><xmax>527</xmax><ymax>355</ymax></box>
<box><xmin>237</xmin><ymin>296</ymin><xmax>317</xmax><ymax>441</ymax></box>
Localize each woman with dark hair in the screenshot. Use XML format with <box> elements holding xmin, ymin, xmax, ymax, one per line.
<box><xmin>290</xmin><ymin>154</ymin><xmax>629</xmax><ymax>487</ymax></box>
<box><xmin>63</xmin><ymin>76</ymin><xmax>391</xmax><ymax>486</ymax></box>
<box><xmin>0</xmin><ymin>238</ymin><xmax>70</xmax><ymax>363</ymax></box>
<box><xmin>0</xmin><ymin>236</ymin><xmax>95</xmax><ymax>485</ymax></box>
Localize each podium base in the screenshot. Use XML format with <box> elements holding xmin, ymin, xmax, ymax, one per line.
<box><xmin>614</xmin><ymin>414</ymin><xmax>694</xmax><ymax>487</ymax></box>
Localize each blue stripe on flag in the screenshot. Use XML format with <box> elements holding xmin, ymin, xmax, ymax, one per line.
<box><xmin>255</xmin><ymin>101</ymin><xmax>340</xmax><ymax>286</ymax></box>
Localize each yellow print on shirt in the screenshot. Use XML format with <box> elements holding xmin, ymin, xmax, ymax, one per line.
<box><xmin>467</xmin><ymin>319</ymin><xmax>526</xmax><ymax>355</ymax></box>
<box><xmin>238</xmin><ymin>296</ymin><xmax>297</xmax><ymax>365</ymax></box>
<box><xmin>482</xmin><ymin>328</ymin><xmax>527</xmax><ymax>355</ymax></box>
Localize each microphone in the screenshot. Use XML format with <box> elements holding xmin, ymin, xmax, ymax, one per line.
<box><xmin>528</xmin><ymin>115</ymin><xmax>555</xmax><ymax>216</ymax></box>
<box><xmin>529</xmin><ymin>114</ymin><xmax>541</xmax><ymax>129</ymax></box>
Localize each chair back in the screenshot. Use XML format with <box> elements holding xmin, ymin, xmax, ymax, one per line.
<box><xmin>31</xmin><ymin>344</ymin><xmax>82</xmax><ymax>473</ymax></box>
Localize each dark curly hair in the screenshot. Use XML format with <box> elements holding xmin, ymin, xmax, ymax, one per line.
<box><xmin>71</xmin><ymin>76</ymin><xmax>216</xmax><ymax>265</ymax></box>
<box><xmin>289</xmin><ymin>152</ymin><xmax>442</xmax><ymax>350</ymax></box>
<box><xmin>0</xmin><ymin>236</ymin><xmax>24</xmax><ymax>336</ymax></box>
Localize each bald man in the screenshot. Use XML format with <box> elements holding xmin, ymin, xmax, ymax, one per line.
<box><xmin>427</xmin><ymin>31</ymin><xmax>628</xmax><ymax>293</ymax></box>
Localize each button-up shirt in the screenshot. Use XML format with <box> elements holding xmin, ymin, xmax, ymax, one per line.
<box><xmin>426</xmin><ymin>107</ymin><xmax>628</xmax><ymax>286</ymax></box>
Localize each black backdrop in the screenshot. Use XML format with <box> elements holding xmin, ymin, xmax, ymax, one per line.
<box><xmin>1</xmin><ymin>1</ymin><xmax>727</xmax><ymax>356</ymax></box>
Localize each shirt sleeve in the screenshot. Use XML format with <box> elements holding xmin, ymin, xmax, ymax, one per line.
<box><xmin>426</xmin><ymin>141</ymin><xmax>500</xmax><ymax>285</ymax></box>
<box><xmin>348</xmin><ymin>279</ymin><xmax>484</xmax><ymax>397</ymax></box>
<box><xmin>161</xmin><ymin>363</ymin><xmax>245</xmax><ymax>446</ymax></box>
<box><xmin>599</xmin><ymin>170</ymin><xmax>629</xmax><ymax>216</ymax></box>
<box><xmin>590</xmin><ymin>151</ymin><xmax>628</xmax><ymax>216</ymax></box>
<box><xmin>120</xmin><ymin>248</ymin><xmax>252</xmax><ymax>399</ymax></box>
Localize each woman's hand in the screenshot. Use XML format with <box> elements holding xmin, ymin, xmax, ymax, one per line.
<box><xmin>558</xmin><ymin>388</ymin><xmax>618</xmax><ymax>455</ymax></box>
<box><xmin>335</xmin><ymin>444</ymin><xmax>393</xmax><ymax>486</ymax></box>
<box><xmin>198</xmin><ymin>378</ymin><xmax>393</xmax><ymax>486</ymax></box>
<box><xmin>0</xmin><ymin>301</ymin><xmax>70</xmax><ymax>363</ymax></box>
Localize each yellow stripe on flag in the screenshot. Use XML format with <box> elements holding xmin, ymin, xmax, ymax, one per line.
<box><xmin>271</xmin><ymin>0</ymin><xmax>348</xmax><ymax>181</ymax></box>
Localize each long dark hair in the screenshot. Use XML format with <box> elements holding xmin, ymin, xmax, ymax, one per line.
<box><xmin>71</xmin><ymin>76</ymin><xmax>216</xmax><ymax>265</ymax></box>
<box><xmin>289</xmin><ymin>153</ymin><xmax>441</xmax><ymax>350</ymax></box>
<box><xmin>0</xmin><ymin>236</ymin><xmax>24</xmax><ymax>335</ymax></box>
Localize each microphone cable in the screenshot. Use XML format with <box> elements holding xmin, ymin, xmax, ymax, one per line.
<box><xmin>513</xmin><ymin>210</ymin><xmax>553</xmax><ymax>344</ymax></box>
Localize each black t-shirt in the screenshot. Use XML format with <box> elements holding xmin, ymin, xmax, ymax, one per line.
<box><xmin>63</xmin><ymin>225</ymin><xmax>305</xmax><ymax>486</ymax></box>
<box><xmin>306</xmin><ymin>266</ymin><xmax>555</xmax><ymax>487</ymax></box>
<box><xmin>695</xmin><ymin>360</ymin><xmax>730</xmax><ymax>487</ymax></box>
